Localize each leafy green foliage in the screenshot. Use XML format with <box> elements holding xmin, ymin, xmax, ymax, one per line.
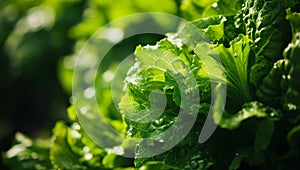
<box><xmin>255</xmin><ymin>8</ymin><xmax>300</xmax><ymax>111</ymax></box>
<box><xmin>118</xmin><ymin>0</ymin><xmax>300</xmax><ymax>169</ymax></box>
<box><xmin>3</xmin><ymin>0</ymin><xmax>300</xmax><ymax>170</ymax></box>
<box><xmin>202</xmin><ymin>35</ymin><xmax>253</xmax><ymax>110</ymax></box>
<box><xmin>246</xmin><ymin>0</ymin><xmax>292</xmax><ymax>88</ymax></box>
<box><xmin>3</xmin><ymin>119</ymin><xmax>135</xmax><ymax>169</ymax></box>
<box><xmin>282</xmin><ymin>9</ymin><xmax>300</xmax><ymax>111</ymax></box>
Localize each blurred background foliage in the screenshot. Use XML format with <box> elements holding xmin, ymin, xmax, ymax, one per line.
<box><xmin>0</xmin><ymin>0</ymin><xmax>188</xmax><ymax>169</ymax></box>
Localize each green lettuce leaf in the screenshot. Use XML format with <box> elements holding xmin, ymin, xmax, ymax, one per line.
<box><xmin>244</xmin><ymin>0</ymin><xmax>292</xmax><ymax>87</ymax></box>
<box><xmin>194</xmin><ymin>35</ymin><xmax>253</xmax><ymax>111</ymax></box>
<box><xmin>255</xmin><ymin>9</ymin><xmax>300</xmax><ymax>110</ymax></box>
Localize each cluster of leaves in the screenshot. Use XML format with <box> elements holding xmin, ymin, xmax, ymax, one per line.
<box><xmin>3</xmin><ymin>0</ymin><xmax>300</xmax><ymax>170</ymax></box>
<box><xmin>119</xmin><ymin>0</ymin><xmax>300</xmax><ymax>169</ymax></box>
<box><xmin>2</xmin><ymin>0</ymin><xmax>179</xmax><ymax>169</ymax></box>
<box><xmin>2</xmin><ymin>119</ymin><xmax>134</xmax><ymax>170</ymax></box>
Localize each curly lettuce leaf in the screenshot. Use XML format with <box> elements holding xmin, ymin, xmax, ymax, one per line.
<box><xmin>134</xmin><ymin>116</ymin><xmax>214</xmax><ymax>170</ymax></box>
<box><xmin>255</xmin><ymin>59</ymin><xmax>290</xmax><ymax>105</ymax></box>
<box><xmin>255</xmin><ymin>9</ymin><xmax>300</xmax><ymax>110</ymax></box>
<box><xmin>192</xmin><ymin>16</ymin><xmax>226</xmax><ymax>43</ymax></box>
<box><xmin>119</xmin><ymin>38</ymin><xmax>201</xmax><ymax>139</ymax></box>
<box><xmin>119</xmin><ymin>35</ymin><xmax>214</xmax><ymax>169</ymax></box>
<box><xmin>243</xmin><ymin>0</ymin><xmax>292</xmax><ymax>87</ymax></box>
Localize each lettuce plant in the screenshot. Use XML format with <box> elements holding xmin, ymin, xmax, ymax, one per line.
<box><xmin>3</xmin><ymin>0</ymin><xmax>300</xmax><ymax>169</ymax></box>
